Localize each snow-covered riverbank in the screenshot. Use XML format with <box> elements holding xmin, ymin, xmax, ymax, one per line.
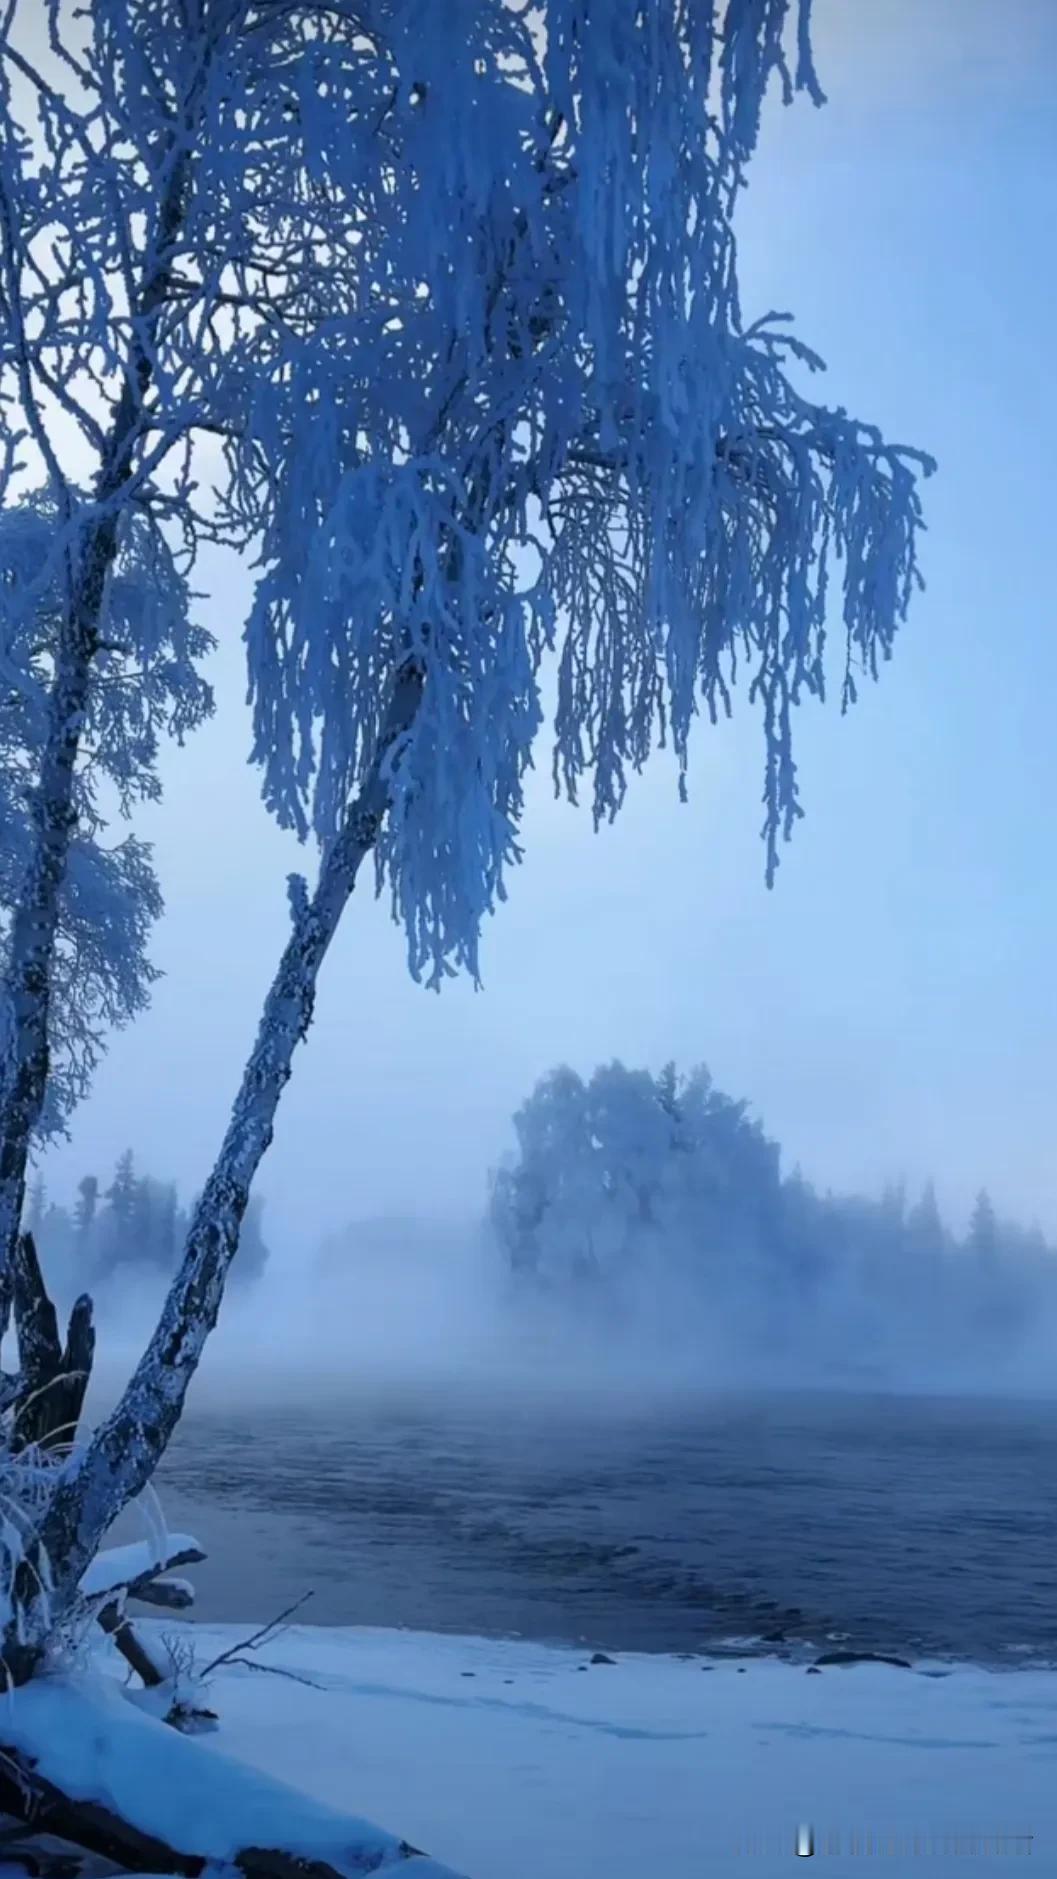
<box><xmin>42</xmin><ymin>1622</ymin><xmax>1052</xmax><ymax>1876</ymax></box>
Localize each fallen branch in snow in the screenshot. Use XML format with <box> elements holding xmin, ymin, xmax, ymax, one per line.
<box><xmin>127</xmin><ymin>1575</ymin><xmax>195</xmax><ymax>1611</ymax></box>
<box><xmin>76</xmin><ymin>1535</ymin><xmax>214</xmax><ymax>1727</ymax></box>
<box><xmin>95</xmin><ymin>1603</ymin><xmax>174</xmax><ymax>1698</ymax></box>
<box><xmin>0</xmin><ymin>1674</ymin><xmax>465</xmax><ymax>1876</ymax></box>
<box><xmin>0</xmin><ymin>1750</ymin><xmax>200</xmax><ymax>1877</ymax></box>
<box><xmin>210</xmin><ymin>1656</ymin><xmax>322</xmax><ymax>1691</ymax></box>
<box><xmin>0</xmin><ymin>1821</ymin><xmax>84</xmax><ymax>1877</ymax></box>
<box><xmin>78</xmin><ymin>1537</ymin><xmax>206</xmax><ymax>1605</ymax></box>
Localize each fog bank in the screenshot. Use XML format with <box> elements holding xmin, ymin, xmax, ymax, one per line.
<box><xmin>65</xmin><ymin>1211</ymin><xmax>1057</xmax><ymax>1428</ymax></box>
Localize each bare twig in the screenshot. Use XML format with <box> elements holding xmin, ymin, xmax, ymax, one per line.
<box><xmin>199</xmin><ymin>1591</ymin><xmax>314</xmax><ymax>1680</ymax></box>
<box><xmin>218</xmin><ymin>1658</ymin><xmax>322</xmax><ymax>1690</ymax></box>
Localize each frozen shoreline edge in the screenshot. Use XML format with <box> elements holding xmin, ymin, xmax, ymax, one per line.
<box><xmin>14</xmin><ymin>1620</ymin><xmax>1056</xmax><ymax>1879</ymax></box>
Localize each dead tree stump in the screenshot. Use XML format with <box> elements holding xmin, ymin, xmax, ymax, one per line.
<box><xmin>10</xmin><ymin>1233</ymin><xmax>94</xmax><ymax>1454</ymax></box>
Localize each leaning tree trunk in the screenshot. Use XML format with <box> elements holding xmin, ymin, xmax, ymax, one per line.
<box><xmin>9</xmin><ymin>662</ymin><xmax>424</xmax><ymax>1681</ymax></box>
<box><xmin>10</xmin><ymin>211</ymin><xmax>519</xmax><ymax>1671</ymax></box>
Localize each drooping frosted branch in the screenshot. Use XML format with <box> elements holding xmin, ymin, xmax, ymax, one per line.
<box><xmin>235</xmin><ymin>0</ymin><xmax>932</xmax><ymax>982</ymax></box>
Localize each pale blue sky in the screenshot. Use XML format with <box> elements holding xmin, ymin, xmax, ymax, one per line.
<box><xmin>42</xmin><ymin>1</ymin><xmax>1057</xmax><ymax>1253</ymax></box>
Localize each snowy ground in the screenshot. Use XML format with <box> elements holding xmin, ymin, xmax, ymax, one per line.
<box><xmin>59</xmin><ymin>1622</ymin><xmax>1057</xmax><ymax>1876</ymax></box>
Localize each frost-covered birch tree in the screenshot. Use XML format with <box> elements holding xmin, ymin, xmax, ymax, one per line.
<box><xmin>0</xmin><ymin>0</ymin><xmax>932</xmax><ymax>1682</ymax></box>
<box><xmin>0</xmin><ymin>495</ymin><xmax>212</xmax><ymax>1157</ymax></box>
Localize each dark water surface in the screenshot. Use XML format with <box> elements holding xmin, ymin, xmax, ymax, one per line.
<box><xmin>147</xmin><ymin>1385</ymin><xmax>1057</xmax><ymax>1667</ymax></box>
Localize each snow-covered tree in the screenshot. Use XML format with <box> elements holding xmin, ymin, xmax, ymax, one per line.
<box><xmin>0</xmin><ymin>1</ymin><xmax>934</xmax><ymax>1681</ymax></box>
<box><xmin>907</xmin><ymin>1179</ymin><xmax>946</xmax><ymax>1257</ymax></box>
<box><xmin>968</xmin><ymin>1188</ymin><xmax>998</xmax><ymax>1264</ymax></box>
<box><xmin>98</xmin><ymin>1146</ymin><xmax>136</xmax><ymax>1271</ymax></box>
<box><xmin>492</xmin><ymin>1060</ymin><xmax>783</xmax><ymax>1303</ymax></box>
<box><xmin>493</xmin><ymin>1061</ymin><xmax>1057</xmax><ymax>1381</ymax></box>
<box><xmin>73</xmin><ymin>1173</ymin><xmax>98</xmax><ymax>1246</ymax></box>
<box><xmin>0</xmin><ymin>492</ymin><xmax>212</xmax><ymax>1187</ymax></box>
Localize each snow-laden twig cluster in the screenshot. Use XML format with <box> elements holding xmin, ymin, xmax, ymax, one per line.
<box><xmin>0</xmin><ymin>1437</ymin><xmax>57</xmax><ymax>1657</ymax></box>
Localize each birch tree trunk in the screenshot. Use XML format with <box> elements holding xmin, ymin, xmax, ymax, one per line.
<box><xmin>4</xmin><ymin>662</ymin><xmax>424</xmax><ymax>1682</ymax></box>
<box><xmin>0</xmin><ymin>617</ymin><xmax>95</xmax><ymax>1278</ymax></box>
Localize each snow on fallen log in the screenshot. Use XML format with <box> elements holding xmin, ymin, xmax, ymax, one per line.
<box><xmin>127</xmin><ymin>1575</ymin><xmax>195</xmax><ymax>1611</ymax></box>
<box><xmin>78</xmin><ymin>1537</ymin><xmax>211</xmax><ymax>1728</ymax></box>
<box><xmin>94</xmin><ymin>1604</ymin><xmax>175</xmax><ymax>1700</ymax></box>
<box><xmin>0</xmin><ymin>1672</ymin><xmax>467</xmax><ymax>1877</ymax></box>
<box><xmin>78</xmin><ymin>1536</ymin><xmax>205</xmax><ymax>1602</ymax></box>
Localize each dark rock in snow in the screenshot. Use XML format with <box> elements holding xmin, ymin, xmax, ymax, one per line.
<box><xmin>806</xmin><ymin>1666</ymin><xmax>822</xmax><ymax>1675</ymax></box>
<box><xmin>814</xmin><ymin>1650</ymin><xmax>911</xmax><ymax>1670</ymax></box>
<box><xmin>590</xmin><ymin>1652</ymin><xmax>617</xmax><ymax>1666</ymax></box>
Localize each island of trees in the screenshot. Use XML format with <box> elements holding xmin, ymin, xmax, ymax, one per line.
<box><xmin>491</xmin><ymin>1063</ymin><xmax>1053</xmax><ymax>1378</ymax></box>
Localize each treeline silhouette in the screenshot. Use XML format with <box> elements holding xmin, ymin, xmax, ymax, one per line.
<box><xmin>490</xmin><ymin>1063</ymin><xmax>1055</xmax><ymax>1379</ymax></box>
<box><xmin>25</xmin><ymin>1149</ymin><xmax>269</xmax><ymax>1304</ymax></box>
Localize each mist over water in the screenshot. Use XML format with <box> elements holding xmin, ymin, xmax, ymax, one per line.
<box><xmin>75</xmin><ymin>1204</ymin><xmax>1057</xmax><ymax>1419</ymax></box>
<box><xmin>47</xmin><ymin>1198</ymin><xmax>1053</xmax><ymax>1672</ymax></box>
